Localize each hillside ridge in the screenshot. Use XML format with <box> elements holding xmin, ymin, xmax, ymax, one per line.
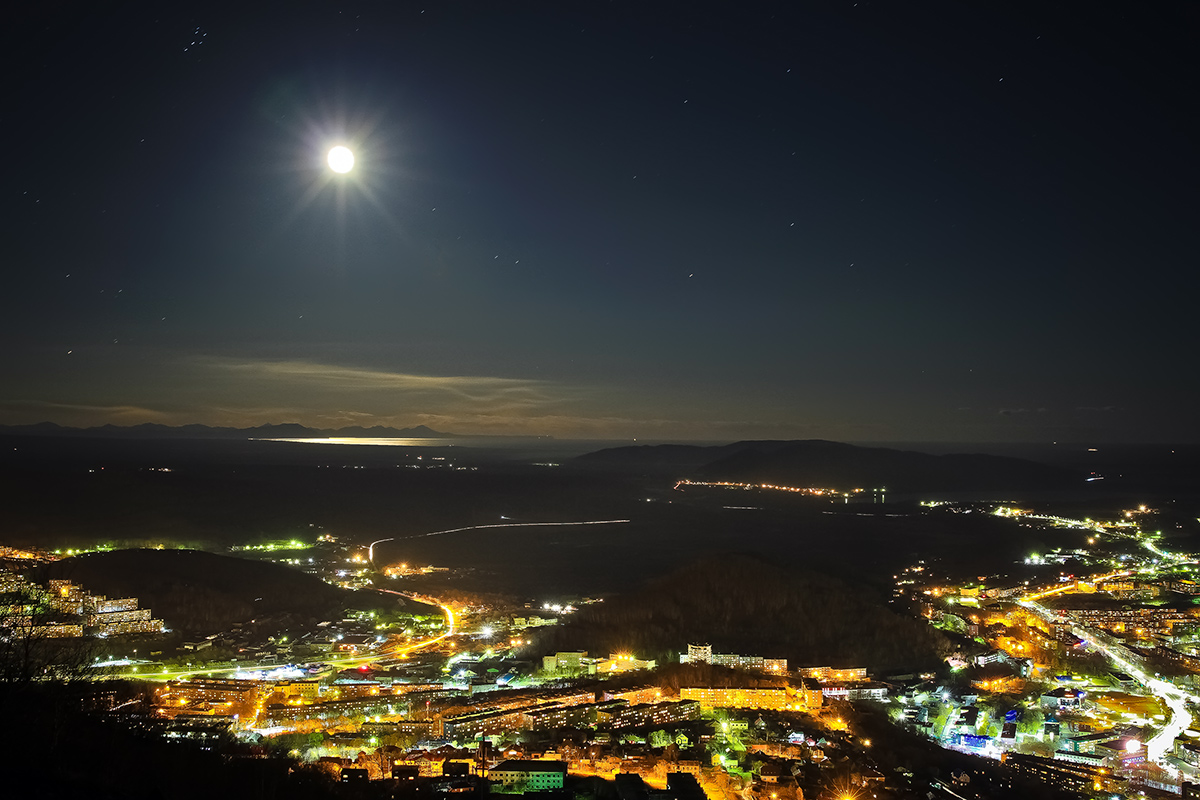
<box><xmin>575</xmin><ymin>438</ymin><xmax>1076</xmax><ymax>491</ymax></box>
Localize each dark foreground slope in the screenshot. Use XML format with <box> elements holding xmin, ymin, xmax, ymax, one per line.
<box><xmin>576</xmin><ymin>439</ymin><xmax>1076</xmax><ymax>491</ymax></box>
<box><xmin>41</xmin><ymin>549</ymin><xmax>349</xmax><ymax>632</ymax></box>
<box><xmin>0</xmin><ymin>682</ymin><xmax>346</xmax><ymax>800</ymax></box>
<box><xmin>533</xmin><ymin>555</ymin><xmax>947</xmax><ymax>672</ymax></box>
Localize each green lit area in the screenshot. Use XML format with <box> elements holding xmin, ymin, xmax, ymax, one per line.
<box><xmin>230</xmin><ymin>539</ymin><xmax>313</xmax><ymax>553</ymax></box>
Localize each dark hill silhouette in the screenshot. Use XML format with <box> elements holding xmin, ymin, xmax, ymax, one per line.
<box><xmin>699</xmin><ymin>440</ymin><xmax>1076</xmax><ymax>491</ymax></box>
<box><xmin>576</xmin><ymin>439</ymin><xmax>1076</xmax><ymax>491</ymax></box>
<box><xmin>40</xmin><ymin>549</ymin><xmax>350</xmax><ymax>633</ymax></box>
<box><xmin>533</xmin><ymin>554</ymin><xmax>947</xmax><ymax>673</ymax></box>
<box><xmin>572</xmin><ymin>441</ymin><xmax>768</xmax><ymax>472</ymax></box>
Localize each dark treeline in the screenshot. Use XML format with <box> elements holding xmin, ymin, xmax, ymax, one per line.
<box><xmin>533</xmin><ymin>555</ymin><xmax>948</xmax><ymax>673</ymax></box>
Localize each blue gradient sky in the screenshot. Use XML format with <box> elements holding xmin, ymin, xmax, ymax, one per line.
<box><xmin>4</xmin><ymin>1</ymin><xmax>1196</xmax><ymax>441</ymax></box>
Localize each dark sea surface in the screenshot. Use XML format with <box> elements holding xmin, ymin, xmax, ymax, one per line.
<box><xmin>3</xmin><ymin>435</ymin><xmax>1197</xmax><ymax>598</ymax></box>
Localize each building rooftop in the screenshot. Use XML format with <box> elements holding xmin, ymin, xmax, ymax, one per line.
<box><xmin>492</xmin><ymin>760</ymin><xmax>568</xmax><ymax>773</ymax></box>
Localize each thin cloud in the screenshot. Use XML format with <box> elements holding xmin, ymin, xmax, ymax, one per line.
<box><xmin>204</xmin><ymin>357</ymin><xmax>561</xmax><ymax>406</ymax></box>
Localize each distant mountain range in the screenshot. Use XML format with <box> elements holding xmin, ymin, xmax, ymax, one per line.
<box><xmin>0</xmin><ymin>421</ymin><xmax>455</xmax><ymax>440</ymax></box>
<box><xmin>575</xmin><ymin>438</ymin><xmax>1078</xmax><ymax>491</ymax></box>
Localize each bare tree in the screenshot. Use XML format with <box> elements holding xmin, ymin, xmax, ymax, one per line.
<box><xmin>0</xmin><ymin>569</ymin><xmax>100</xmax><ymax>685</ymax></box>
<box><xmin>0</xmin><ymin>570</ymin><xmax>102</xmax><ymax>755</ymax></box>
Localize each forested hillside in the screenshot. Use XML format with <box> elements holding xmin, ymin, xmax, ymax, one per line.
<box><xmin>534</xmin><ymin>555</ymin><xmax>947</xmax><ymax>672</ymax></box>
<box><xmin>41</xmin><ymin>549</ymin><xmax>350</xmax><ymax>632</ymax></box>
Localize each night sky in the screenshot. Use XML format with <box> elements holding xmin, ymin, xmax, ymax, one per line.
<box><xmin>5</xmin><ymin>1</ymin><xmax>1197</xmax><ymax>442</ymax></box>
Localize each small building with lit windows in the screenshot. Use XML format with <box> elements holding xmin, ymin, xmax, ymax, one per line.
<box><xmin>1040</xmin><ymin>687</ymin><xmax>1085</xmax><ymax>710</ymax></box>
<box><xmin>487</xmin><ymin>760</ymin><xmax>567</xmax><ymax>792</ymax></box>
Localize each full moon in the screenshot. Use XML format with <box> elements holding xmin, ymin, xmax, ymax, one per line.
<box><xmin>327</xmin><ymin>145</ymin><xmax>354</xmax><ymax>173</ymax></box>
